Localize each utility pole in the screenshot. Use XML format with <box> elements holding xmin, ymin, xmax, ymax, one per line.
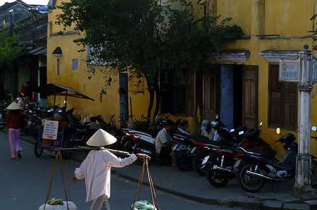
<box><xmin>293</xmin><ymin>45</ymin><xmax>315</xmax><ymax>198</ymax></box>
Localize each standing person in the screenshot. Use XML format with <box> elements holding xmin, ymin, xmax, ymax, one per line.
<box><xmin>6</xmin><ymin>101</ymin><xmax>23</xmax><ymax>160</ymax></box>
<box><xmin>72</xmin><ymin>129</ymin><xmax>150</xmax><ymax>210</ymax></box>
<box><xmin>155</xmin><ymin>120</ymin><xmax>176</xmax><ymax>166</ymax></box>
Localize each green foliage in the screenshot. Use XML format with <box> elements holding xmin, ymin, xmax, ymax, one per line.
<box><xmin>56</xmin><ymin>0</ymin><xmax>244</xmax><ymax>115</ymax></box>
<box><xmin>57</xmin><ymin>0</ymin><xmax>244</xmax><ymax>83</ymax></box>
<box><xmin>0</xmin><ymin>31</ymin><xmax>24</xmax><ymax>65</ymax></box>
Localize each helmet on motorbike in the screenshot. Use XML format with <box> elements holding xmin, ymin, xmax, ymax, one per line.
<box><xmin>201</xmin><ymin>120</ymin><xmax>210</xmax><ymax>131</ymax></box>
<box><xmin>279</xmin><ymin>133</ymin><xmax>296</xmax><ymax>145</ymax></box>
<box><xmin>245</xmin><ymin>128</ymin><xmax>260</xmax><ymax>138</ymax></box>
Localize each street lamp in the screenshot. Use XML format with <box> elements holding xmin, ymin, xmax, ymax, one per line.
<box><xmin>9</xmin><ymin>9</ymin><xmax>13</xmax><ymax>34</ymax></box>
<box><xmin>9</xmin><ymin>8</ymin><xmax>36</xmax><ymax>47</ymax></box>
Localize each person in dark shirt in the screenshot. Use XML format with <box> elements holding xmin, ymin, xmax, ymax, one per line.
<box><xmin>6</xmin><ymin>102</ymin><xmax>23</xmax><ymax>160</ymax></box>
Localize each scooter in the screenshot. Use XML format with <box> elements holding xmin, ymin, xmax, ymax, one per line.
<box><xmin>120</xmin><ymin>117</ymin><xmax>168</xmax><ymax>157</ymax></box>
<box><xmin>192</xmin><ymin>119</ymin><xmax>247</xmax><ymax>176</ymax></box>
<box><xmin>238</xmin><ymin>127</ymin><xmax>297</xmax><ymax>193</ymax></box>
<box><xmin>202</xmin><ymin>124</ymin><xmax>275</xmax><ymax>188</ymax></box>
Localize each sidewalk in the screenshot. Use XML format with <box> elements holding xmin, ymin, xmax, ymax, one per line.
<box><xmin>19</xmin><ymin>133</ymin><xmax>317</xmax><ymax>210</ymax></box>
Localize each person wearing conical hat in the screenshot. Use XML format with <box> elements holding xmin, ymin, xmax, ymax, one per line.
<box><xmin>6</xmin><ymin>101</ymin><xmax>23</xmax><ymax>160</ymax></box>
<box><xmin>72</xmin><ymin>129</ymin><xmax>150</xmax><ymax>210</ymax></box>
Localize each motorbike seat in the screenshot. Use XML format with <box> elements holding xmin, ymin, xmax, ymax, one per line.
<box><xmin>187</xmin><ymin>135</ymin><xmax>210</xmax><ymax>143</ymax></box>
<box><xmin>243</xmin><ymin>148</ymin><xmax>276</xmax><ymax>158</ymax></box>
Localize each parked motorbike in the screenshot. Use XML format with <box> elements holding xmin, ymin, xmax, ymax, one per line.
<box><xmin>120</xmin><ymin>116</ymin><xmax>168</xmax><ymax>157</ymax></box>
<box><xmin>238</xmin><ymin>127</ymin><xmax>297</xmax><ymax>193</ymax></box>
<box><xmin>203</xmin><ymin>124</ymin><xmax>275</xmax><ymax>188</ymax></box>
<box><xmin>22</xmin><ymin>102</ymin><xmax>46</xmax><ymax>138</ymax></box>
<box><xmin>192</xmin><ymin>119</ymin><xmax>247</xmax><ymax>176</ymax></box>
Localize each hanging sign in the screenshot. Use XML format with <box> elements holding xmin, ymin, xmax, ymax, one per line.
<box><xmin>42</xmin><ymin>120</ymin><xmax>59</xmax><ymax>140</ymax></box>
<box><xmin>279</xmin><ymin>57</ymin><xmax>301</xmax><ymax>82</ymax></box>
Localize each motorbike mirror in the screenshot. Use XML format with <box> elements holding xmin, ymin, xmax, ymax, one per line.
<box><xmin>312</xmin><ymin>126</ymin><xmax>317</xmax><ymax>132</ymax></box>
<box><xmin>230</xmin><ymin>129</ymin><xmax>235</xmax><ymax>132</ymax></box>
<box><xmin>259</xmin><ymin>122</ymin><xmax>263</xmax><ymax>127</ymax></box>
<box><xmin>276</xmin><ymin>127</ymin><xmax>281</xmax><ymax>135</ymax></box>
<box><xmin>239</xmin><ymin>131</ymin><xmax>245</xmax><ymax>135</ymax></box>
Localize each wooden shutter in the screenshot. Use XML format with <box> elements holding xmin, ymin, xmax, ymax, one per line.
<box><xmin>202</xmin><ymin>72</ymin><xmax>216</xmax><ymax>120</ymax></box>
<box><xmin>268</xmin><ymin>64</ymin><xmax>297</xmax><ymax>130</ymax></box>
<box><xmin>242</xmin><ymin>66</ymin><xmax>258</xmax><ymax>127</ymax></box>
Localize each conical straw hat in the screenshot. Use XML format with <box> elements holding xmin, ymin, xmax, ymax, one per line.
<box><xmin>7</xmin><ymin>101</ymin><xmax>21</xmax><ymax>110</ymax></box>
<box><xmin>86</xmin><ymin>129</ymin><xmax>117</xmax><ymax>147</ymax></box>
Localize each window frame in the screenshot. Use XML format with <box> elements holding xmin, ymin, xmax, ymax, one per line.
<box><xmin>268</xmin><ymin>63</ymin><xmax>297</xmax><ymax>131</ymax></box>
<box><xmin>57</xmin><ymin>59</ymin><xmax>60</xmax><ymax>75</ymax></box>
<box><xmin>72</xmin><ymin>59</ymin><xmax>78</xmax><ymax>70</ymax></box>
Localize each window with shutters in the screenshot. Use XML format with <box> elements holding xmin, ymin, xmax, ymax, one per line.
<box><xmin>161</xmin><ymin>72</ymin><xmax>195</xmax><ymax>115</ymax></box>
<box><xmin>268</xmin><ymin>64</ymin><xmax>297</xmax><ymax>130</ymax></box>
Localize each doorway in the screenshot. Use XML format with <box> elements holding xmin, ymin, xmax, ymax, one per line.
<box><xmin>119</xmin><ymin>73</ymin><xmax>129</xmax><ymax>126</ymax></box>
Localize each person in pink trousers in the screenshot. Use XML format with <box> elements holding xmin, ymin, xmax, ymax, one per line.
<box><xmin>6</xmin><ymin>101</ymin><xmax>23</xmax><ymax>160</ymax></box>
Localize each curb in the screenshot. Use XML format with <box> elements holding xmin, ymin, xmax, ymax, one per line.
<box><xmin>112</xmin><ymin>170</ymin><xmax>261</xmax><ymax>209</ymax></box>
<box><xmin>18</xmin><ymin>134</ymin><xmax>317</xmax><ymax>210</ymax></box>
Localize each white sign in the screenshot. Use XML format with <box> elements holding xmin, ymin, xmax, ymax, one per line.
<box><xmin>42</xmin><ymin>120</ymin><xmax>59</xmax><ymax>140</ymax></box>
<box><xmin>279</xmin><ymin>57</ymin><xmax>301</xmax><ymax>82</ymax></box>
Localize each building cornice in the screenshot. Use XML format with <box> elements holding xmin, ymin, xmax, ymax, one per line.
<box><xmin>259</xmin><ymin>50</ymin><xmax>299</xmax><ymax>62</ymax></box>
<box><xmin>209</xmin><ymin>50</ymin><xmax>250</xmax><ymax>62</ymax></box>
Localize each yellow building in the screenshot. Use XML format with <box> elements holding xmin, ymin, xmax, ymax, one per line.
<box><xmin>47</xmin><ymin>0</ymin><xmax>317</xmax><ymax>157</ymax></box>
<box><xmin>47</xmin><ymin>0</ymin><xmax>154</xmax><ymax>127</ymax></box>
<box><xmin>202</xmin><ymin>0</ymin><xmax>317</xmax><ymax>157</ymax></box>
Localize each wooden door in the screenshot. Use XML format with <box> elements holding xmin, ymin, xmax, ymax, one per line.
<box><xmin>242</xmin><ymin>66</ymin><xmax>258</xmax><ymax>127</ymax></box>
<box><xmin>203</xmin><ymin>73</ymin><xmax>216</xmax><ymax>120</ymax></box>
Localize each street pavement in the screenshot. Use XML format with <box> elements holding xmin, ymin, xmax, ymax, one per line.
<box><xmin>0</xmin><ymin>132</ymin><xmax>241</xmax><ymax>210</ymax></box>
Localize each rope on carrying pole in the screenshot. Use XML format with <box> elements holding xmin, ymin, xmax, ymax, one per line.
<box><xmin>43</xmin><ymin>150</ymin><xmax>70</xmax><ymax>210</ymax></box>
<box><xmin>133</xmin><ymin>160</ymin><xmax>158</xmax><ymax>209</ymax></box>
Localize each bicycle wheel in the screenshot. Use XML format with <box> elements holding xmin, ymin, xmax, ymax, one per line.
<box><xmin>34</xmin><ymin>139</ymin><xmax>43</xmax><ymax>157</ymax></box>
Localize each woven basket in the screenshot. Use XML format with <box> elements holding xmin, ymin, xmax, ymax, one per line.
<box><xmin>38</xmin><ymin>201</ymin><xmax>77</xmax><ymax>210</ymax></box>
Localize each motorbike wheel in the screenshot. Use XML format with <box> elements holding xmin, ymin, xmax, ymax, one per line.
<box><xmin>31</xmin><ymin>124</ymin><xmax>40</xmax><ymax>139</ymax></box>
<box><xmin>175</xmin><ymin>150</ymin><xmax>192</xmax><ymax>171</ymax></box>
<box><xmin>239</xmin><ymin>164</ymin><xmax>265</xmax><ymax>193</ymax></box>
<box><xmin>34</xmin><ymin>139</ymin><xmax>43</xmax><ymax>157</ymax></box>
<box><xmin>206</xmin><ymin>168</ymin><xmax>229</xmax><ymax>187</ymax></box>
<box><xmin>192</xmin><ymin>155</ymin><xmax>206</xmax><ymax>176</ymax></box>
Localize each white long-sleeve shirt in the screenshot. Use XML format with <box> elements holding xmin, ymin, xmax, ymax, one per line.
<box><xmin>74</xmin><ymin>150</ymin><xmax>137</xmax><ymax>202</ymax></box>
<box><xmin>155</xmin><ymin>128</ymin><xmax>171</xmax><ymax>154</ymax></box>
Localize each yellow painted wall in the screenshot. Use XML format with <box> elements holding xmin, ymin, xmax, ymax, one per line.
<box><xmin>265</xmin><ymin>0</ymin><xmax>312</xmax><ymax>36</ymax></box>
<box><xmin>216</xmin><ymin>0</ymin><xmax>252</xmax><ymax>35</ymax></box>
<box><xmin>48</xmin><ymin>0</ymin><xmax>317</xmax><ymax>156</ymax></box>
<box><xmin>216</xmin><ymin>0</ymin><xmax>317</xmax><ymax>158</ymax></box>
<box><xmin>47</xmin><ymin>0</ymin><xmax>153</xmax><ymax>125</ymax></box>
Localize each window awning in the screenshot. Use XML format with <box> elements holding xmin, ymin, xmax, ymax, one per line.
<box><xmin>209</xmin><ymin>50</ymin><xmax>250</xmax><ymax>62</ymax></box>
<box><xmin>259</xmin><ymin>50</ymin><xmax>300</xmax><ymax>62</ymax></box>
<box><xmin>35</xmin><ymin>83</ymin><xmax>95</xmax><ymax>101</ymax></box>
<box><xmin>27</xmin><ymin>47</ymin><xmax>47</xmax><ymax>56</ymax></box>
